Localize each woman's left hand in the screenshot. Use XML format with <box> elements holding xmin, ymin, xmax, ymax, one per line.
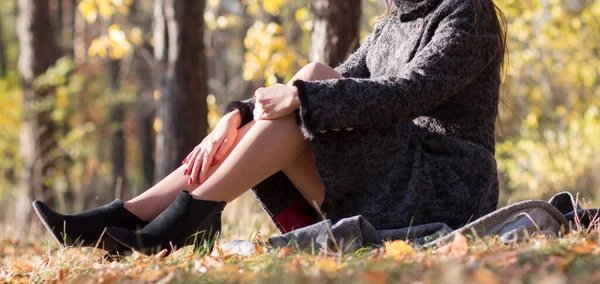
<box><xmin>253</xmin><ymin>83</ymin><xmax>300</xmax><ymax>120</ymax></box>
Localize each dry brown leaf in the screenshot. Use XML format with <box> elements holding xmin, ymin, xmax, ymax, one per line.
<box><xmin>254</xmin><ymin>243</ymin><xmax>267</xmax><ymax>255</ymax></box>
<box><xmin>56</xmin><ymin>268</ymin><xmax>68</xmax><ymax>284</ymax></box>
<box><xmin>571</xmin><ymin>240</ymin><xmax>597</xmax><ymax>255</ymax></box>
<box><xmin>140</xmin><ymin>270</ymin><xmax>165</xmax><ymax>282</ymax></box>
<box><xmin>484</xmin><ymin>250</ymin><xmax>519</xmax><ymax>268</ymax></box>
<box><xmin>557</xmin><ymin>254</ymin><xmax>575</xmax><ymax>271</ymax></box>
<box><xmin>278</xmin><ymin>247</ymin><xmax>294</xmax><ymax>258</ymax></box>
<box><xmin>156</xmin><ymin>272</ymin><xmax>175</xmax><ymax>284</ymax></box>
<box><xmin>154</xmin><ymin>249</ymin><xmax>168</xmax><ymax>261</ymax></box>
<box><xmin>284</xmin><ymin>261</ymin><xmax>299</xmax><ymax>273</ymax></box>
<box><xmin>3</xmin><ymin>246</ymin><xmax>16</xmax><ymax>256</ymax></box>
<box><xmin>471</xmin><ymin>268</ymin><xmax>499</xmax><ymax>284</ymax></box>
<box><xmin>450</xmin><ymin>233</ymin><xmax>469</xmax><ymax>257</ymax></box>
<box><xmin>361</xmin><ymin>272</ymin><xmax>389</xmax><ymax>284</ymax></box>
<box><xmin>212</xmin><ymin>245</ymin><xmax>226</xmax><ymax>259</ymax></box>
<box><xmin>239</xmin><ymin>272</ymin><xmax>259</xmax><ymax>281</ymax></box>
<box><xmin>203</xmin><ymin>255</ymin><xmax>225</xmax><ymax>269</ymax></box>
<box><xmin>11</xmin><ymin>260</ymin><xmax>33</xmax><ymax>274</ymax></box>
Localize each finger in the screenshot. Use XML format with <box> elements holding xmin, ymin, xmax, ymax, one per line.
<box><xmin>199</xmin><ymin>139</ymin><xmax>220</xmax><ymax>183</ymax></box>
<box><xmin>199</xmin><ymin>151</ymin><xmax>212</xmax><ymax>184</ymax></box>
<box><xmin>183</xmin><ymin>146</ymin><xmax>196</xmax><ymax>168</ymax></box>
<box><xmin>213</xmin><ymin>132</ymin><xmax>236</xmax><ymax>162</ymax></box>
<box><xmin>189</xmin><ymin>148</ymin><xmax>205</xmax><ymax>184</ymax></box>
<box><xmin>184</xmin><ymin>147</ymin><xmax>197</xmax><ymax>176</ymax></box>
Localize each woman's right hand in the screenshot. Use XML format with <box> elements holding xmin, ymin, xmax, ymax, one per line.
<box><xmin>183</xmin><ymin>110</ymin><xmax>242</xmax><ymax>185</ymax></box>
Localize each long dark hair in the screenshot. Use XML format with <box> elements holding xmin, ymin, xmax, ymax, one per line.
<box><xmin>380</xmin><ymin>0</ymin><xmax>507</xmax><ymax>74</ymax></box>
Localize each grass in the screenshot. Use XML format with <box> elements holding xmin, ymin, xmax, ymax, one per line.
<box><xmin>3</xmin><ymin>193</ymin><xmax>600</xmax><ymax>283</ymax></box>
<box><xmin>3</xmin><ymin>232</ymin><xmax>600</xmax><ymax>283</ymax></box>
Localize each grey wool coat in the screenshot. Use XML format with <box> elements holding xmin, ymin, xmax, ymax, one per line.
<box><xmin>226</xmin><ymin>0</ymin><xmax>501</xmax><ymax>232</ymax></box>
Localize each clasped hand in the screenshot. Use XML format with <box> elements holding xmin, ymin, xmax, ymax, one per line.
<box><xmin>253</xmin><ymin>83</ymin><xmax>300</xmax><ymax>120</ymax></box>
<box><xmin>182</xmin><ymin>83</ymin><xmax>300</xmax><ymax>185</ymax></box>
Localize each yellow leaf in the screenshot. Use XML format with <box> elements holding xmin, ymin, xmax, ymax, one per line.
<box><xmin>471</xmin><ymin>268</ymin><xmax>499</xmax><ymax>284</ymax></box>
<box><xmin>129</xmin><ymin>27</ymin><xmax>144</xmax><ymax>45</ymax></box>
<box><xmin>295</xmin><ymin>7</ymin><xmax>310</xmax><ymax>22</ymax></box>
<box><xmin>314</xmin><ymin>258</ymin><xmax>339</xmax><ymax>273</ymax></box>
<box><xmin>384</xmin><ymin>240</ymin><xmax>415</xmax><ymax>260</ymax></box>
<box><xmin>78</xmin><ymin>2</ymin><xmax>98</xmax><ymax>23</ymax></box>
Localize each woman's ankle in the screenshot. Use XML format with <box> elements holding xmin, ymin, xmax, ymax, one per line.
<box><xmin>123</xmin><ymin>201</ymin><xmax>152</xmax><ymax>222</ymax></box>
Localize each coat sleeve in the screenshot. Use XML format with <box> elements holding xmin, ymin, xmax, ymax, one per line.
<box><xmin>294</xmin><ymin>3</ymin><xmax>499</xmax><ymax>138</ymax></box>
<box><xmin>223</xmin><ymin>20</ymin><xmax>389</xmax><ymax>127</ymax></box>
<box><xmin>333</xmin><ymin>19</ymin><xmax>387</xmax><ymax>78</ymax></box>
<box><xmin>224</xmin><ymin>98</ymin><xmax>255</xmax><ymax>127</ymax></box>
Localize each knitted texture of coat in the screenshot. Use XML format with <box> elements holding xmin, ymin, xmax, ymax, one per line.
<box><xmin>226</xmin><ymin>0</ymin><xmax>501</xmax><ymax>232</ymax></box>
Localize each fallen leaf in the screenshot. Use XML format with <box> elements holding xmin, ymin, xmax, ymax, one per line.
<box><xmin>361</xmin><ymin>271</ymin><xmax>389</xmax><ymax>283</ymax></box>
<box><xmin>384</xmin><ymin>240</ymin><xmax>415</xmax><ymax>260</ymax></box>
<box><xmin>255</xmin><ymin>243</ymin><xmax>267</xmax><ymax>255</ymax></box>
<box><xmin>314</xmin><ymin>258</ymin><xmax>339</xmax><ymax>273</ymax></box>
<box><xmin>483</xmin><ymin>250</ymin><xmax>518</xmax><ymax>268</ymax></box>
<box><xmin>471</xmin><ymin>268</ymin><xmax>499</xmax><ymax>284</ymax></box>
<box><xmin>278</xmin><ymin>247</ymin><xmax>294</xmax><ymax>258</ymax></box>
<box><xmin>571</xmin><ymin>240</ymin><xmax>597</xmax><ymax>255</ymax></box>
<box><xmin>156</xmin><ymin>271</ymin><xmax>175</xmax><ymax>284</ymax></box>
<box><xmin>450</xmin><ymin>233</ymin><xmax>469</xmax><ymax>257</ymax></box>
<box><xmin>56</xmin><ymin>268</ymin><xmax>69</xmax><ymax>284</ymax></box>
<box><xmin>154</xmin><ymin>249</ymin><xmax>168</xmax><ymax>261</ymax></box>
<box><xmin>140</xmin><ymin>270</ymin><xmax>165</xmax><ymax>282</ymax></box>
<box><xmin>11</xmin><ymin>260</ymin><xmax>33</xmax><ymax>274</ymax></box>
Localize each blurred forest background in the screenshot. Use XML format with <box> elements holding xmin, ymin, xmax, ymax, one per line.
<box><xmin>0</xmin><ymin>0</ymin><xmax>599</xmax><ymax>240</ymax></box>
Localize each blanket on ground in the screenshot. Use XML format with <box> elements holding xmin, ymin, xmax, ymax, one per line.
<box><xmin>220</xmin><ymin>192</ymin><xmax>599</xmax><ymax>255</ymax></box>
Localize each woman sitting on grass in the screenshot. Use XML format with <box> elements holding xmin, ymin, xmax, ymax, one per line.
<box><xmin>33</xmin><ymin>0</ymin><xmax>507</xmax><ymax>255</ymax></box>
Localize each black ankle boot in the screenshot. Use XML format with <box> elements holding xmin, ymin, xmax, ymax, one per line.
<box><xmin>106</xmin><ymin>191</ymin><xmax>226</xmax><ymax>255</ymax></box>
<box><xmin>32</xmin><ymin>199</ymin><xmax>147</xmax><ymax>252</ymax></box>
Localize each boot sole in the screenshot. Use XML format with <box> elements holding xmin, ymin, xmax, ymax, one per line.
<box><xmin>32</xmin><ymin>201</ymin><xmax>66</xmax><ymax>247</ymax></box>
<box><xmin>32</xmin><ymin>201</ymin><xmax>132</xmax><ymax>255</ymax></box>
<box><xmin>105</xmin><ymin>230</ymin><xmax>135</xmax><ymax>252</ymax></box>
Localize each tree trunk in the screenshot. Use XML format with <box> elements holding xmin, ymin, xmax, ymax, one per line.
<box><xmin>0</xmin><ymin>18</ymin><xmax>7</xmax><ymax>77</ymax></box>
<box><xmin>73</xmin><ymin>2</ymin><xmax>86</xmax><ymax>65</ymax></box>
<box><xmin>130</xmin><ymin>0</ymin><xmax>156</xmax><ymax>190</ymax></box>
<box><xmin>153</xmin><ymin>0</ymin><xmax>208</xmax><ymax>181</ymax></box>
<box><xmin>107</xmin><ymin>58</ymin><xmax>126</xmax><ymax>200</ymax></box>
<box><xmin>309</xmin><ymin>0</ymin><xmax>361</xmax><ymax>67</ymax></box>
<box><xmin>16</xmin><ymin>0</ymin><xmax>57</xmax><ymax>237</ymax></box>
<box><xmin>134</xmin><ymin>46</ymin><xmax>156</xmax><ymax>189</ymax></box>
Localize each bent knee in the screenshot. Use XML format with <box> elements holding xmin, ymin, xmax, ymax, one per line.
<box><xmin>298</xmin><ymin>62</ymin><xmax>342</xmax><ymax>81</ymax></box>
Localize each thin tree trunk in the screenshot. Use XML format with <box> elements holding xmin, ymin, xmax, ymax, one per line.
<box><xmin>130</xmin><ymin>0</ymin><xmax>156</xmax><ymax>190</ymax></box>
<box><xmin>309</xmin><ymin>0</ymin><xmax>361</xmax><ymax>67</ymax></box>
<box><xmin>134</xmin><ymin>45</ymin><xmax>156</xmax><ymax>189</ymax></box>
<box><xmin>0</xmin><ymin>18</ymin><xmax>7</xmax><ymax>77</ymax></box>
<box><xmin>16</xmin><ymin>0</ymin><xmax>57</xmax><ymax>237</ymax></box>
<box><xmin>56</xmin><ymin>0</ymin><xmax>63</xmax><ymax>56</ymax></box>
<box><xmin>153</xmin><ymin>0</ymin><xmax>208</xmax><ymax>181</ymax></box>
<box><xmin>70</xmin><ymin>0</ymin><xmax>76</xmax><ymax>57</ymax></box>
<box><xmin>73</xmin><ymin>3</ymin><xmax>86</xmax><ymax>65</ymax></box>
<box><xmin>108</xmin><ymin>58</ymin><xmax>126</xmax><ymax>200</ymax></box>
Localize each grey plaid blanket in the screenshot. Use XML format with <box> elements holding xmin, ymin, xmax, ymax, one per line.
<box><xmin>221</xmin><ymin>192</ymin><xmax>599</xmax><ymax>255</ymax></box>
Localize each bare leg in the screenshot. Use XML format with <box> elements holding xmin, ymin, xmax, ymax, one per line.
<box><xmin>190</xmin><ymin>62</ymin><xmax>341</xmax><ymax>205</ymax></box>
<box><xmin>125</xmin><ymin>63</ymin><xmax>340</xmax><ymax>220</ymax></box>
